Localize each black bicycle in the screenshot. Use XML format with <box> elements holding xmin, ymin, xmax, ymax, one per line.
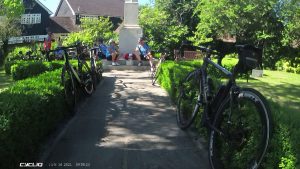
<box><xmin>151</xmin><ymin>51</ymin><xmax>167</xmax><ymax>85</ymax></box>
<box><xmin>89</xmin><ymin>47</ymin><xmax>103</xmax><ymax>88</ymax></box>
<box><xmin>177</xmin><ymin>44</ymin><xmax>272</xmax><ymax>169</ymax></box>
<box><xmin>50</xmin><ymin>43</ymin><xmax>94</xmax><ymax>112</ymax></box>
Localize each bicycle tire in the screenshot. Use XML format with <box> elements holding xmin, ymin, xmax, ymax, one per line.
<box><xmin>176</xmin><ymin>70</ymin><xmax>203</xmax><ymax>129</ymax></box>
<box><xmin>209</xmin><ymin>88</ymin><xmax>272</xmax><ymax>169</ymax></box>
<box><xmin>90</xmin><ymin>61</ymin><xmax>98</xmax><ymax>90</ymax></box>
<box><xmin>152</xmin><ymin>65</ymin><xmax>160</xmax><ymax>85</ymax></box>
<box><xmin>80</xmin><ymin>62</ymin><xmax>94</xmax><ymax>95</ymax></box>
<box><xmin>61</xmin><ymin>66</ymin><xmax>77</xmax><ymax>112</ymax></box>
<box><xmin>96</xmin><ymin>67</ymin><xmax>102</xmax><ymax>83</ymax></box>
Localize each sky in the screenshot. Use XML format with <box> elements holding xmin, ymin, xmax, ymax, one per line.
<box><xmin>40</xmin><ymin>0</ymin><xmax>152</xmax><ymax>13</ymax></box>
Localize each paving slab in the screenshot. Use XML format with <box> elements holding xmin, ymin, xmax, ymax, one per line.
<box><xmin>41</xmin><ymin>70</ymin><xmax>210</xmax><ymax>169</ymax></box>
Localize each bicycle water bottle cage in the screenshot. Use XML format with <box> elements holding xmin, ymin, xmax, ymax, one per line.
<box><xmin>237</xmin><ymin>45</ymin><xmax>262</xmax><ymax>73</ymax></box>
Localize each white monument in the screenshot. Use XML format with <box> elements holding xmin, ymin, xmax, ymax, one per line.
<box><xmin>119</xmin><ymin>0</ymin><xmax>143</xmax><ymax>56</ymax></box>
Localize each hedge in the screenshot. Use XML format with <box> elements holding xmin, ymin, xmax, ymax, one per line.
<box><xmin>0</xmin><ymin>69</ymin><xmax>69</xmax><ymax>169</ymax></box>
<box><xmin>5</xmin><ymin>60</ymin><xmax>64</xmax><ymax>80</ymax></box>
<box><xmin>5</xmin><ymin>60</ymin><xmax>101</xmax><ymax>81</ymax></box>
<box><xmin>157</xmin><ymin>59</ymin><xmax>297</xmax><ymax>169</ymax></box>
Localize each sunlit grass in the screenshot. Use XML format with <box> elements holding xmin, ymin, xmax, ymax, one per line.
<box><xmin>237</xmin><ymin>70</ymin><xmax>300</xmax><ymax>121</ymax></box>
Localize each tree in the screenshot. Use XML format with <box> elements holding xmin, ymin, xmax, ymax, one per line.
<box><xmin>80</xmin><ymin>17</ymin><xmax>116</xmax><ymax>42</ymax></box>
<box><xmin>0</xmin><ymin>0</ymin><xmax>24</xmax><ymax>18</ymax></box>
<box><xmin>155</xmin><ymin>0</ymin><xmax>199</xmax><ymax>37</ymax></box>
<box><xmin>192</xmin><ymin>0</ymin><xmax>300</xmax><ymax>69</ymax></box>
<box><xmin>63</xmin><ymin>17</ymin><xmax>116</xmax><ymax>46</ymax></box>
<box><xmin>280</xmin><ymin>0</ymin><xmax>300</xmax><ymax>47</ymax></box>
<box><xmin>139</xmin><ymin>5</ymin><xmax>188</xmax><ymax>53</ymax></box>
<box><xmin>0</xmin><ymin>0</ymin><xmax>24</xmax><ymax>63</ymax></box>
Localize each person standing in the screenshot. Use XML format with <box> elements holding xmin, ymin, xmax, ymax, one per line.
<box><xmin>44</xmin><ymin>32</ymin><xmax>53</xmax><ymax>61</ymax></box>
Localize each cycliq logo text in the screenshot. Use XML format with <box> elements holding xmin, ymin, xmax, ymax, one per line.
<box><xmin>20</xmin><ymin>163</ymin><xmax>43</xmax><ymax>168</ymax></box>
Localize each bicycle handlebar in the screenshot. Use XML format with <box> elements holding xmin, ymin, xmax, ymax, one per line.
<box><xmin>48</xmin><ymin>44</ymin><xmax>79</xmax><ymax>53</ymax></box>
<box><xmin>89</xmin><ymin>47</ymin><xmax>99</xmax><ymax>52</ymax></box>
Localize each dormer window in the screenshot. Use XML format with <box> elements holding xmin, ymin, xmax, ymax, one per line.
<box><xmin>21</xmin><ymin>14</ymin><xmax>41</xmax><ymax>24</ymax></box>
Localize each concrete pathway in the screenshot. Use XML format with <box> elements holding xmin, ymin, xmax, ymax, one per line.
<box><xmin>42</xmin><ymin>70</ymin><xmax>210</xmax><ymax>169</ymax></box>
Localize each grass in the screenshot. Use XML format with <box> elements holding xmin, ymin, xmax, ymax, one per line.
<box><xmin>237</xmin><ymin>70</ymin><xmax>300</xmax><ymax>124</ymax></box>
<box><xmin>0</xmin><ymin>67</ymin><xmax>13</xmax><ymax>91</ymax></box>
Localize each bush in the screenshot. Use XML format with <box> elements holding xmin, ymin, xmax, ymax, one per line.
<box><xmin>4</xmin><ymin>60</ymin><xmax>17</xmax><ymax>74</ymax></box>
<box><xmin>295</xmin><ymin>66</ymin><xmax>300</xmax><ymax>74</ymax></box>
<box><xmin>5</xmin><ymin>60</ymin><xmax>64</xmax><ymax>80</ymax></box>
<box><xmin>11</xmin><ymin>61</ymin><xmax>48</xmax><ymax>80</ymax></box>
<box><xmin>275</xmin><ymin>60</ymin><xmax>285</xmax><ymax>71</ymax></box>
<box><xmin>6</xmin><ymin>46</ymin><xmax>45</xmax><ymax>62</ymax></box>
<box><xmin>0</xmin><ymin>69</ymin><xmax>69</xmax><ymax>169</ymax></box>
<box><xmin>157</xmin><ymin>59</ymin><xmax>298</xmax><ymax>169</ymax></box>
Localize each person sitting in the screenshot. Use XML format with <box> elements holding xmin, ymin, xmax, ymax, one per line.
<box><xmin>98</xmin><ymin>38</ymin><xmax>108</xmax><ymax>60</ymax></box>
<box><xmin>55</xmin><ymin>37</ymin><xmax>64</xmax><ymax>60</ymax></box>
<box><xmin>134</xmin><ymin>37</ymin><xmax>154</xmax><ymax>70</ymax></box>
<box><xmin>107</xmin><ymin>39</ymin><xmax>119</xmax><ymax>66</ymax></box>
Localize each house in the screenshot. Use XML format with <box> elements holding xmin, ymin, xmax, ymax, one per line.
<box><xmin>9</xmin><ymin>0</ymin><xmax>53</xmax><ymax>44</ymax></box>
<box><xmin>50</xmin><ymin>0</ymin><xmax>124</xmax><ymax>37</ymax></box>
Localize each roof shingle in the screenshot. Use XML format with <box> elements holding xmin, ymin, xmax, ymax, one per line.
<box><xmin>67</xmin><ymin>0</ymin><xmax>124</xmax><ymax>17</ymax></box>
<box><xmin>49</xmin><ymin>17</ymin><xmax>80</xmax><ymax>33</ymax></box>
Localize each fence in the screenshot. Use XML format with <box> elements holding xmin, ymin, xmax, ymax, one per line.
<box><xmin>174</xmin><ymin>50</ymin><xmax>203</xmax><ymax>61</ymax></box>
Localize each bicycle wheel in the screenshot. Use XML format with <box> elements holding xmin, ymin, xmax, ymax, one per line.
<box><xmin>209</xmin><ymin>88</ymin><xmax>272</xmax><ymax>169</ymax></box>
<box><xmin>90</xmin><ymin>61</ymin><xmax>98</xmax><ymax>90</ymax></box>
<box><xmin>80</xmin><ymin>62</ymin><xmax>94</xmax><ymax>95</ymax></box>
<box><xmin>61</xmin><ymin>66</ymin><xmax>77</xmax><ymax>112</ymax></box>
<box><xmin>95</xmin><ymin>66</ymin><xmax>103</xmax><ymax>83</ymax></box>
<box><xmin>176</xmin><ymin>70</ymin><xmax>202</xmax><ymax>129</ymax></box>
<box><xmin>152</xmin><ymin>65</ymin><xmax>160</xmax><ymax>85</ymax></box>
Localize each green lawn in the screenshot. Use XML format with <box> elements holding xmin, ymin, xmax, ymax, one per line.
<box><xmin>238</xmin><ymin>70</ymin><xmax>300</xmax><ymax>123</ymax></box>
<box><xmin>0</xmin><ymin>67</ymin><xmax>13</xmax><ymax>91</ymax></box>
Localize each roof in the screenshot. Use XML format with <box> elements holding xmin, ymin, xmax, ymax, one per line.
<box><xmin>35</xmin><ymin>0</ymin><xmax>53</xmax><ymax>15</ymax></box>
<box><xmin>55</xmin><ymin>0</ymin><xmax>124</xmax><ymax>17</ymax></box>
<box><xmin>49</xmin><ymin>17</ymin><xmax>79</xmax><ymax>33</ymax></box>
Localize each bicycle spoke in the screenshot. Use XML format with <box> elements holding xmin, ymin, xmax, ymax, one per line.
<box><xmin>209</xmin><ymin>89</ymin><xmax>271</xmax><ymax>169</ymax></box>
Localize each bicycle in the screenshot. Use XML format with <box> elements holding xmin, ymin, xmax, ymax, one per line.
<box><xmin>177</xmin><ymin>44</ymin><xmax>272</xmax><ymax>169</ymax></box>
<box><xmin>89</xmin><ymin>47</ymin><xmax>103</xmax><ymax>89</ymax></box>
<box><xmin>50</xmin><ymin>43</ymin><xmax>94</xmax><ymax>112</ymax></box>
<box><xmin>151</xmin><ymin>51</ymin><xmax>167</xmax><ymax>85</ymax></box>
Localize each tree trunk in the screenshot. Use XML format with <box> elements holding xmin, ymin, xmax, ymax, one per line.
<box><xmin>0</xmin><ymin>39</ymin><xmax>9</xmax><ymax>65</ymax></box>
<box><xmin>3</xmin><ymin>39</ymin><xmax>9</xmax><ymax>57</ymax></box>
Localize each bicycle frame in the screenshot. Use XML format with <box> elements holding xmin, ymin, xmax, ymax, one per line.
<box><xmin>52</xmin><ymin>45</ymin><xmax>91</xmax><ymax>86</ymax></box>
<box><xmin>196</xmin><ymin>50</ymin><xmax>239</xmax><ymax>133</ymax></box>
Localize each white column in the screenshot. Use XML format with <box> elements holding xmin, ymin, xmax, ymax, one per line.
<box><xmin>119</xmin><ymin>0</ymin><xmax>143</xmax><ymax>55</ymax></box>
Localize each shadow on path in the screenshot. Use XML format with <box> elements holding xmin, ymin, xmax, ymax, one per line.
<box><xmin>42</xmin><ymin>70</ymin><xmax>209</xmax><ymax>169</ymax></box>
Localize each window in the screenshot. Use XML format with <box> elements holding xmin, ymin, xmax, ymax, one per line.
<box><xmin>80</xmin><ymin>15</ymin><xmax>99</xmax><ymax>20</ymax></box>
<box><xmin>21</xmin><ymin>14</ymin><xmax>41</xmax><ymax>24</ymax></box>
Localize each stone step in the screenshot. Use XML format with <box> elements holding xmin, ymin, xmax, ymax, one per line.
<box><xmin>102</xmin><ymin>59</ymin><xmax>151</xmax><ymax>66</ymax></box>
<box><xmin>103</xmin><ymin>65</ymin><xmax>150</xmax><ymax>71</ymax></box>
<box><xmin>101</xmin><ymin>58</ymin><xmax>160</xmax><ymax>71</ymax></box>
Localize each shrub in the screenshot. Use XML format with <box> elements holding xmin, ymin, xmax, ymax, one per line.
<box><xmin>5</xmin><ymin>60</ymin><xmax>64</xmax><ymax>80</ymax></box>
<box><xmin>6</xmin><ymin>46</ymin><xmax>45</xmax><ymax>62</ymax></box>
<box><xmin>0</xmin><ymin>69</ymin><xmax>69</xmax><ymax>169</ymax></box>
<box><xmin>275</xmin><ymin>60</ymin><xmax>285</xmax><ymax>71</ymax></box>
<box><xmin>285</xmin><ymin>67</ymin><xmax>295</xmax><ymax>73</ymax></box>
<box><xmin>11</xmin><ymin>61</ymin><xmax>48</xmax><ymax>80</ymax></box>
<box><xmin>295</xmin><ymin>66</ymin><xmax>300</xmax><ymax>74</ymax></box>
<box><xmin>4</xmin><ymin>60</ymin><xmax>17</xmax><ymax>74</ymax></box>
